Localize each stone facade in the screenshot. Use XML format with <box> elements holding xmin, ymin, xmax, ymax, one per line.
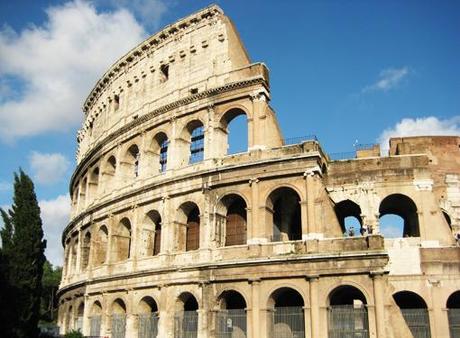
<box><xmin>57</xmin><ymin>5</ymin><xmax>460</xmax><ymax>338</ymax></box>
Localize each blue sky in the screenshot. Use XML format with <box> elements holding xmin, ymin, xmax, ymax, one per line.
<box><xmin>0</xmin><ymin>0</ymin><xmax>459</xmax><ymax>265</ymax></box>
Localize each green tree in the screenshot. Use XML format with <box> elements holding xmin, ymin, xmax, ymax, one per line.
<box><xmin>41</xmin><ymin>260</ymin><xmax>62</xmax><ymax>322</ymax></box>
<box><xmin>0</xmin><ymin>170</ymin><xmax>47</xmax><ymax>338</ymax></box>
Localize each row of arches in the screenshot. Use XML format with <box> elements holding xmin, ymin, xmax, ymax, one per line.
<box><xmin>65</xmin><ymin>288</ymin><xmax>460</xmax><ymax>337</ymax></box>
<box><xmin>334</xmin><ymin>193</ymin><xmax>452</xmax><ymax>238</ymax></box>
<box><xmin>65</xmin><ymin>190</ymin><xmax>439</xmax><ymax>277</ymax></box>
<box><xmin>72</xmin><ymin>108</ymin><xmax>248</xmax><ymax>213</ymax></box>
<box><xmin>65</xmin><ymin>187</ymin><xmax>306</xmax><ymax>275</ymax></box>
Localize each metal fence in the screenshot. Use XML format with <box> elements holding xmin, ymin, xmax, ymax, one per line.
<box><xmin>400</xmin><ymin>309</ymin><xmax>431</xmax><ymax>338</ymax></box>
<box><xmin>139</xmin><ymin>313</ymin><xmax>160</xmax><ymax>338</ymax></box>
<box><xmin>111</xmin><ymin>314</ymin><xmax>127</xmax><ymax>338</ymax></box>
<box><xmin>270</xmin><ymin>306</ymin><xmax>305</xmax><ymax>338</ymax></box>
<box><xmin>216</xmin><ymin>309</ymin><xmax>247</xmax><ymax>338</ymax></box>
<box><xmin>328</xmin><ymin>305</ymin><xmax>369</xmax><ymax>338</ymax></box>
<box><xmin>448</xmin><ymin>308</ymin><xmax>460</xmax><ymax>338</ymax></box>
<box><xmin>89</xmin><ymin>315</ymin><xmax>101</xmax><ymax>337</ymax></box>
<box><xmin>174</xmin><ymin>311</ymin><xmax>198</xmax><ymax>338</ymax></box>
<box><xmin>283</xmin><ymin>135</ymin><xmax>318</xmax><ymax>145</ymax></box>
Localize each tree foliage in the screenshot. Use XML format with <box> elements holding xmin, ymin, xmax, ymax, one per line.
<box><xmin>41</xmin><ymin>260</ymin><xmax>62</xmax><ymax>322</ymax></box>
<box><xmin>0</xmin><ymin>170</ymin><xmax>47</xmax><ymax>338</ymax></box>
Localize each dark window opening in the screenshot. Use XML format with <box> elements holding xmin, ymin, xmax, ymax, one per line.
<box><xmin>160</xmin><ymin>64</ymin><xmax>169</xmax><ymax>82</ymax></box>
<box><xmin>160</xmin><ymin>139</ymin><xmax>168</xmax><ymax>173</ymax></box>
<box><xmin>335</xmin><ymin>200</ymin><xmax>363</xmax><ymax>235</ymax></box>
<box><xmin>269</xmin><ymin>288</ymin><xmax>305</xmax><ymax>338</ymax></box>
<box><xmin>224</xmin><ymin>195</ymin><xmax>247</xmax><ymax>246</ymax></box>
<box><xmin>268</xmin><ymin>188</ymin><xmax>301</xmax><ymax>241</ymax></box>
<box><xmin>190</xmin><ymin>126</ymin><xmax>204</xmax><ymax>164</ymax></box>
<box><xmin>186</xmin><ymin>207</ymin><xmax>200</xmax><ymax>251</ymax></box>
<box><xmin>114</xmin><ymin>94</ymin><xmax>120</xmax><ymax>110</ymax></box>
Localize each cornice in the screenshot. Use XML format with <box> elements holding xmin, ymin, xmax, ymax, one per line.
<box><xmin>71</xmin><ymin>76</ymin><xmax>268</xmax><ymax>190</ymax></box>
<box><xmin>83</xmin><ymin>4</ymin><xmax>223</xmax><ymax>114</ymax></box>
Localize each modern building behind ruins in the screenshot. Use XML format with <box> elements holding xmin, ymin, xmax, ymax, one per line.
<box><xmin>57</xmin><ymin>5</ymin><xmax>460</xmax><ymax>338</ymax></box>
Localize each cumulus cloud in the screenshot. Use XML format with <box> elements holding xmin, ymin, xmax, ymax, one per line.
<box><xmin>363</xmin><ymin>67</ymin><xmax>409</xmax><ymax>93</ymax></box>
<box><xmin>0</xmin><ymin>0</ymin><xmax>152</xmax><ymax>141</ymax></box>
<box><xmin>39</xmin><ymin>194</ymin><xmax>71</xmax><ymax>266</ymax></box>
<box><xmin>30</xmin><ymin>151</ymin><xmax>70</xmax><ymax>185</ymax></box>
<box><xmin>378</xmin><ymin>116</ymin><xmax>460</xmax><ymax>154</ymax></box>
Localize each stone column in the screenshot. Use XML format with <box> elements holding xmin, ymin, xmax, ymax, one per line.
<box><xmin>371</xmin><ymin>271</ymin><xmax>386</xmax><ymax>338</ymax></box>
<box><xmin>198</xmin><ymin>282</ymin><xmax>211</xmax><ymax>338</ymax></box>
<box><xmin>248</xmin><ymin>178</ymin><xmax>264</xmax><ymax>244</ymax></box>
<box><xmin>430</xmin><ymin>279</ymin><xmax>447</xmax><ymax>338</ymax></box>
<box><xmin>304</xmin><ymin>169</ymin><xmax>318</xmax><ymax>238</ymax></box>
<box><xmin>75</xmin><ymin>231</ymin><xmax>83</xmax><ymax>275</ymax></box>
<box><xmin>130</xmin><ymin>205</ymin><xmax>139</xmax><ymax>271</ymax></box>
<box><xmin>308</xmin><ymin>275</ymin><xmax>320</xmax><ymax>338</ymax></box>
<box><xmin>249</xmin><ymin>278</ymin><xmax>261</xmax><ymax>338</ymax></box>
<box><xmin>249</xmin><ymin>93</ymin><xmax>266</xmax><ymax>151</ymax></box>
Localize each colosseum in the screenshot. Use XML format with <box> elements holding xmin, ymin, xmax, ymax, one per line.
<box><xmin>57</xmin><ymin>5</ymin><xmax>460</xmax><ymax>338</ymax></box>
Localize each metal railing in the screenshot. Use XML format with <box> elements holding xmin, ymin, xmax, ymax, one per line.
<box><xmin>328</xmin><ymin>305</ymin><xmax>369</xmax><ymax>338</ymax></box>
<box><xmin>400</xmin><ymin>309</ymin><xmax>432</xmax><ymax>338</ymax></box>
<box><xmin>139</xmin><ymin>313</ymin><xmax>159</xmax><ymax>338</ymax></box>
<box><xmin>111</xmin><ymin>314</ymin><xmax>127</xmax><ymax>338</ymax></box>
<box><xmin>216</xmin><ymin>309</ymin><xmax>247</xmax><ymax>338</ymax></box>
<box><xmin>270</xmin><ymin>306</ymin><xmax>305</xmax><ymax>338</ymax></box>
<box><xmin>448</xmin><ymin>308</ymin><xmax>460</xmax><ymax>338</ymax></box>
<box><xmin>174</xmin><ymin>311</ymin><xmax>198</xmax><ymax>338</ymax></box>
<box><xmin>89</xmin><ymin>315</ymin><xmax>101</xmax><ymax>337</ymax></box>
<box><xmin>283</xmin><ymin>135</ymin><xmax>318</xmax><ymax>145</ymax></box>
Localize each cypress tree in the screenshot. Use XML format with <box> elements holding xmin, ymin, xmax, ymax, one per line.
<box><xmin>0</xmin><ymin>170</ymin><xmax>47</xmax><ymax>338</ymax></box>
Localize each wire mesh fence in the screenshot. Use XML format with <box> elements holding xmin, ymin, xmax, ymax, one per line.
<box><xmin>400</xmin><ymin>308</ymin><xmax>432</xmax><ymax>338</ymax></box>
<box><xmin>283</xmin><ymin>135</ymin><xmax>318</xmax><ymax>145</ymax></box>
<box><xmin>89</xmin><ymin>315</ymin><xmax>101</xmax><ymax>337</ymax></box>
<box><xmin>174</xmin><ymin>311</ymin><xmax>198</xmax><ymax>338</ymax></box>
<box><xmin>216</xmin><ymin>309</ymin><xmax>247</xmax><ymax>338</ymax></box>
<box><xmin>269</xmin><ymin>306</ymin><xmax>305</xmax><ymax>338</ymax></box>
<box><xmin>139</xmin><ymin>313</ymin><xmax>160</xmax><ymax>338</ymax></box>
<box><xmin>328</xmin><ymin>305</ymin><xmax>369</xmax><ymax>338</ymax></box>
<box><xmin>448</xmin><ymin>308</ymin><xmax>460</xmax><ymax>338</ymax></box>
<box><xmin>111</xmin><ymin>314</ymin><xmax>127</xmax><ymax>338</ymax></box>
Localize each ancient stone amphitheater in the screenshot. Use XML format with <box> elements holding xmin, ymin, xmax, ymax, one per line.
<box><xmin>57</xmin><ymin>5</ymin><xmax>460</xmax><ymax>338</ymax></box>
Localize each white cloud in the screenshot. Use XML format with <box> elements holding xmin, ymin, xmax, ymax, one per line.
<box><xmin>363</xmin><ymin>67</ymin><xmax>409</xmax><ymax>93</ymax></box>
<box><xmin>0</xmin><ymin>0</ymin><xmax>151</xmax><ymax>141</ymax></box>
<box><xmin>39</xmin><ymin>194</ymin><xmax>71</xmax><ymax>266</ymax></box>
<box><xmin>378</xmin><ymin>116</ymin><xmax>460</xmax><ymax>154</ymax></box>
<box><xmin>30</xmin><ymin>151</ymin><xmax>70</xmax><ymax>185</ymax></box>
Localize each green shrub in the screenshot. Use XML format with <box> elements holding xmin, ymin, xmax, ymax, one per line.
<box><xmin>64</xmin><ymin>330</ymin><xmax>84</xmax><ymax>338</ymax></box>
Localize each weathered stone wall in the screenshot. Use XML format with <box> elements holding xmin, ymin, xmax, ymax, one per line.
<box><xmin>58</xmin><ymin>5</ymin><xmax>460</xmax><ymax>338</ymax></box>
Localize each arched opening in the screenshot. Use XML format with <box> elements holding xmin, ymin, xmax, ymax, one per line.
<box><xmin>81</xmin><ymin>232</ymin><xmax>91</xmax><ymax>270</ymax></box>
<box><xmin>138</xmin><ymin>296</ymin><xmax>159</xmax><ymax>338</ymax></box>
<box><xmin>70</xmin><ymin>239</ymin><xmax>78</xmax><ymax>274</ymax></box>
<box><xmin>220</xmin><ymin>194</ymin><xmax>247</xmax><ymax>246</ymax></box>
<box><xmin>393</xmin><ymin>291</ymin><xmax>431</xmax><ymax>338</ymax></box>
<box><xmin>66</xmin><ymin>306</ymin><xmax>73</xmax><ymax>332</ymax></box>
<box><xmin>447</xmin><ymin>291</ymin><xmax>460</xmax><ymax>338</ymax></box>
<box><xmin>113</xmin><ymin>218</ymin><xmax>131</xmax><ymax>262</ymax></box>
<box><xmin>443</xmin><ymin>210</ymin><xmax>452</xmax><ymax>230</ymax></box>
<box><xmin>328</xmin><ymin>285</ymin><xmax>369</xmax><ymax>338</ymax></box>
<box><xmin>267</xmin><ymin>287</ymin><xmax>305</xmax><ymax>338</ymax></box>
<box><xmin>221</xmin><ymin>108</ymin><xmax>248</xmax><ymax>155</ymax></box>
<box><xmin>103</xmin><ymin>155</ymin><xmax>117</xmax><ymax>192</ymax></box>
<box><xmin>175</xmin><ymin>293</ymin><xmax>198</xmax><ymax>338</ymax></box>
<box><xmin>379</xmin><ymin>194</ymin><xmax>420</xmax><ymax>238</ymax></box>
<box><xmin>142</xmin><ymin>210</ymin><xmax>162</xmax><ymax>257</ymax></box>
<box><xmin>94</xmin><ymin>225</ymin><xmax>108</xmax><ymax>266</ymax></box>
<box><xmin>267</xmin><ymin>187</ymin><xmax>302</xmax><ymax>242</ymax></box>
<box><xmin>88</xmin><ymin>167</ymin><xmax>99</xmax><ymax>202</ymax></box>
<box><xmin>187</xmin><ymin>121</ymin><xmax>205</xmax><ymax>164</ymax></box>
<box><xmin>74</xmin><ymin>302</ymin><xmax>84</xmax><ymax>332</ymax></box>
<box><xmin>111</xmin><ymin>299</ymin><xmax>127</xmax><ymax>338</ymax></box>
<box><xmin>152</xmin><ymin>132</ymin><xmax>169</xmax><ymax>173</ymax></box>
<box><xmin>80</xmin><ymin>177</ymin><xmax>87</xmax><ymax>207</ymax></box>
<box><xmin>216</xmin><ymin>290</ymin><xmax>247</xmax><ymax>338</ymax></box>
<box><xmin>125</xmin><ymin>144</ymin><xmax>140</xmax><ymax>178</ymax></box>
<box><xmin>178</xmin><ymin>202</ymin><xmax>200</xmax><ymax>251</ymax></box>
<box><xmin>334</xmin><ymin>200</ymin><xmax>363</xmax><ymax>236</ymax></box>
<box><xmin>89</xmin><ymin>301</ymin><xmax>102</xmax><ymax>337</ymax></box>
